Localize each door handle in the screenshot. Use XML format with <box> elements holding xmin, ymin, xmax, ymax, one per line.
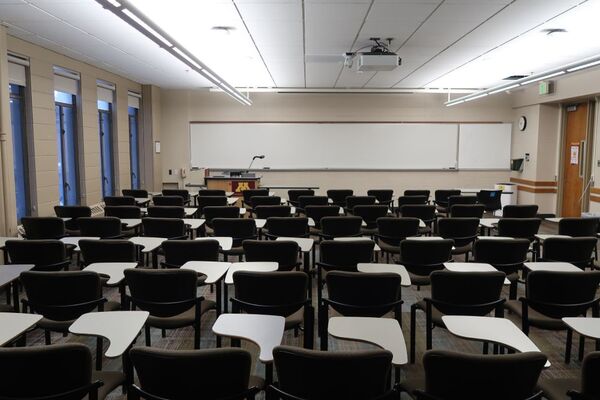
<box><xmin>579</xmin><ymin>140</ymin><xmax>586</xmax><ymax>178</ymax></box>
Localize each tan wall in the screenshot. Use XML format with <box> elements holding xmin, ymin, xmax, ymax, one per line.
<box><xmin>160</xmin><ymin>90</ymin><xmax>515</xmax><ymax>194</ymax></box>
<box><xmin>5</xmin><ymin>36</ymin><xmax>142</xmax><ymax>218</ymax></box>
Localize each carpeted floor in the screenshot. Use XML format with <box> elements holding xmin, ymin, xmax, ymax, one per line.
<box><xmin>6</xmin><ymin>220</ymin><xmax>592</xmax><ymax>399</ymax></box>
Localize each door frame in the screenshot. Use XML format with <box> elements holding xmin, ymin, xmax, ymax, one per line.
<box><xmin>557</xmin><ymin>100</ymin><xmax>596</xmax><ymax>216</ymax></box>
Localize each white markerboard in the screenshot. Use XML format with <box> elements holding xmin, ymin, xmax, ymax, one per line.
<box><xmin>190</xmin><ymin>123</ymin><xmax>459</xmax><ymax>170</ymax></box>
<box><xmin>458</xmin><ymin>123</ymin><xmax>512</xmax><ymax>170</ymax></box>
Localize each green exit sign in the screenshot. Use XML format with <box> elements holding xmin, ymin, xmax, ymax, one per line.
<box><xmin>539</xmin><ymin>81</ymin><xmax>553</xmax><ymax>95</ymax></box>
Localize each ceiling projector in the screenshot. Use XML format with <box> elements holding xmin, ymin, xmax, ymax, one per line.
<box><xmin>345</xmin><ymin>38</ymin><xmax>401</xmax><ymax>72</ymax></box>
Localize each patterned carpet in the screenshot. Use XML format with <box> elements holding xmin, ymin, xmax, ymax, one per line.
<box><xmin>5</xmin><ymin>220</ymin><xmax>591</xmax><ymax>399</ymax></box>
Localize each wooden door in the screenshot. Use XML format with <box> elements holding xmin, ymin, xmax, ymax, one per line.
<box><xmin>561</xmin><ymin>103</ymin><xmax>589</xmax><ymax>217</ymax></box>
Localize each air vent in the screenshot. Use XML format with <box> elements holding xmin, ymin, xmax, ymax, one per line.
<box><xmin>503</xmin><ymin>75</ymin><xmax>528</xmax><ymax>81</ymax></box>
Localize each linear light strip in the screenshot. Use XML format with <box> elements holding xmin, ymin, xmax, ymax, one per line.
<box><xmin>95</xmin><ymin>0</ymin><xmax>252</xmax><ymax>106</ymax></box>
<box><xmin>445</xmin><ymin>53</ymin><xmax>600</xmax><ymax>107</ymax></box>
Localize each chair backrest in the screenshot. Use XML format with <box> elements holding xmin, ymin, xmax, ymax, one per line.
<box><xmin>476</xmin><ymin>190</ymin><xmax>502</xmax><ymax>211</ymax></box>
<box><xmin>124</xmin><ymin>268</ymin><xmax>198</xmax><ymax>316</ymax></box>
<box><xmin>142</xmin><ymin>217</ymin><xmax>186</xmax><ymax>239</ymax></box>
<box><xmin>122</xmin><ymin>189</ymin><xmax>148</xmax><ymax>198</ymax></box>
<box><xmin>434</xmin><ymin>190</ymin><xmax>461</xmax><ymax>206</ymax></box>
<box><xmin>54</xmin><ymin>206</ymin><xmax>91</xmax><ymax>231</ymax></box>
<box><xmin>420</xmin><ymin>350</ymin><xmax>546</xmax><ymax>400</ymax></box>
<box><xmin>497</xmin><ymin>218</ymin><xmax>541</xmax><ymax>240</ymax></box>
<box><xmin>265</xmin><ymin>217</ymin><xmax>309</xmax><ymax>238</ymax></box>
<box><xmin>77</xmin><ymin>217</ymin><xmax>122</xmax><ymax>238</ymax></box>
<box><xmin>559</xmin><ymin>217</ymin><xmax>600</xmax><ymax>237</ymax></box>
<box><xmin>437</xmin><ymin>218</ymin><xmax>480</xmax><ymax>247</ymax></box>
<box><xmin>152</xmin><ymin>195</ymin><xmax>184</xmax><ymax>207</ymax></box>
<box><xmin>352</xmin><ymin>205</ymin><xmax>389</xmax><ymax>228</ymax></box>
<box><xmin>327</xmin><ymin>189</ymin><xmax>354</xmax><ymax>207</ymax></box>
<box><xmin>399</xmin><ymin>239</ymin><xmax>454</xmax><ymax>277</ymax></box>
<box><xmin>526</xmin><ymin>271</ymin><xmax>600</xmax><ymax>318</ymax></box>
<box><xmin>203</xmin><ymin>206</ymin><xmax>239</xmax><ymax>227</ymax></box>
<box><xmin>367</xmin><ymin>190</ymin><xmax>393</xmax><ymax>204</ymax></box>
<box><xmin>198</xmin><ymin>189</ymin><xmax>226</xmax><ymax>197</ymax></box>
<box><xmin>473</xmin><ymin>238</ymin><xmax>530</xmax><ymax>275</ymax></box>
<box><xmin>345</xmin><ymin>196</ymin><xmax>377</xmax><ymax>211</ymax></box>
<box><xmin>104</xmin><ymin>196</ymin><xmax>136</xmax><ymax>206</ymax></box>
<box><xmin>79</xmin><ymin>239</ymin><xmax>136</xmax><ymax>265</ymax></box>
<box><xmin>130</xmin><ymin>347</ymin><xmax>254</xmax><ymax>400</ymax></box>
<box><xmin>104</xmin><ymin>205</ymin><xmax>141</xmax><ymax>218</ymax></box>
<box><xmin>325</xmin><ymin>271</ymin><xmax>402</xmax><ymax>317</ymax></box>
<box><xmin>581</xmin><ymin>352</ymin><xmax>600</xmax><ymax>398</ymax></box>
<box><xmin>404</xmin><ymin>189</ymin><xmax>430</xmax><ymax>199</ymax></box>
<box><xmin>397</xmin><ymin>195</ymin><xmax>428</xmax><ymax>208</ymax></box>
<box><xmin>297</xmin><ymin>195</ymin><xmax>329</xmax><ymax>210</ymax></box>
<box><xmin>450</xmin><ymin>204</ymin><xmax>485</xmax><ymax>218</ymax></box>
<box><xmin>20</xmin><ymin>271</ymin><xmax>103</xmax><ymax>321</ymax></box>
<box><xmin>6</xmin><ymin>240</ymin><xmax>68</xmax><ymax>271</ymax></box>
<box><xmin>242</xmin><ymin>189</ymin><xmax>269</xmax><ymax>205</ymax></box>
<box><xmin>273</xmin><ymin>346</ymin><xmax>392</xmax><ymax>400</ymax></box>
<box><xmin>255</xmin><ymin>205</ymin><xmax>292</xmax><ymax>219</ymax></box>
<box><xmin>429</xmin><ymin>270</ymin><xmax>505</xmax><ymax>315</ymax></box>
<box><xmin>542</xmin><ymin>237</ymin><xmax>597</xmax><ymax>268</ymax></box>
<box><xmin>147</xmin><ymin>206</ymin><xmax>186</xmax><ymax>219</ymax></box>
<box><xmin>212</xmin><ymin>218</ymin><xmax>257</xmax><ymax>245</ymax></box>
<box><xmin>242</xmin><ymin>240</ymin><xmax>299</xmax><ymax>271</ymax></box>
<box><xmin>288</xmin><ymin>189</ymin><xmax>315</xmax><ymax>204</ymax></box>
<box><xmin>233</xmin><ymin>271</ymin><xmax>307</xmax><ymax>316</ymax></box>
<box><xmin>197</xmin><ymin>196</ymin><xmax>227</xmax><ymax>212</ymax></box>
<box><xmin>0</xmin><ymin>343</ymin><xmax>97</xmax><ymax>400</ymax></box>
<box><xmin>319</xmin><ymin>240</ymin><xmax>374</xmax><ymax>271</ymax></box>
<box><xmin>251</xmin><ymin>196</ymin><xmax>281</xmax><ymax>208</ymax></box>
<box><xmin>305</xmin><ymin>205</ymin><xmax>340</xmax><ymax>228</ymax></box>
<box><xmin>162</xmin><ymin>239</ymin><xmax>220</xmax><ymax>267</ymax></box>
<box><xmin>21</xmin><ymin>217</ymin><xmax>65</xmax><ymax>239</ymax></box>
<box><xmin>400</xmin><ymin>204</ymin><xmax>436</xmax><ymax>223</ymax></box>
<box><xmin>162</xmin><ymin>189</ymin><xmax>190</xmax><ymax>202</ymax></box>
<box><xmin>320</xmin><ymin>216</ymin><xmax>363</xmax><ymax>238</ymax></box>
<box><xmin>376</xmin><ymin>217</ymin><xmax>420</xmax><ymax>245</ymax></box>
<box><xmin>502</xmin><ymin>205</ymin><xmax>538</xmax><ymax>218</ymax></box>
<box><xmin>447</xmin><ymin>195</ymin><xmax>477</xmax><ymax>208</ymax></box>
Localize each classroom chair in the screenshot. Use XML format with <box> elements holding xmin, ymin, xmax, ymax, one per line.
<box><xmin>124</xmin><ymin>268</ymin><xmax>213</xmax><ymax>349</ymax></box>
<box><xmin>352</xmin><ymin>205</ymin><xmax>389</xmax><ymax>236</ymax></box>
<box><xmin>326</xmin><ymin>189</ymin><xmax>353</xmax><ymax>208</ymax></box>
<box><xmin>404</xmin><ymin>189</ymin><xmax>430</xmax><ymax>199</ymax></box>
<box><xmin>203</xmin><ymin>206</ymin><xmax>240</xmax><ymax>231</ymax></box>
<box><xmin>445</xmin><ymin>195</ymin><xmax>477</xmax><ymax>216</ymax></box>
<box><xmin>142</xmin><ymin>217</ymin><xmax>187</xmax><ymax>240</ymax></box>
<box><xmin>255</xmin><ymin>205</ymin><xmax>292</xmax><ymax>219</ymax></box>
<box><xmin>123</xmin><ymin>189</ymin><xmax>148</xmax><ymax>198</ymax></box>
<box><xmin>433</xmin><ymin>189</ymin><xmax>461</xmax><ymax>214</ymax></box>
<box><xmin>437</xmin><ymin>217</ymin><xmax>480</xmax><ymax>261</ymax></box>
<box><xmin>497</xmin><ymin>218</ymin><xmax>541</xmax><ymax>258</ymax></box>
<box><xmin>212</xmin><ymin>218</ymin><xmax>257</xmax><ymax>261</ymax></box>
<box><xmin>129</xmin><ymin>347</ymin><xmax>262</xmax><ymax>400</ymax></box>
<box><xmin>147</xmin><ymin>206</ymin><xmax>186</xmax><ymax>219</ymax></box>
<box><xmin>6</xmin><ymin>240</ymin><xmax>70</xmax><ymax>271</ymax></box>
<box><xmin>79</xmin><ymin>239</ymin><xmax>137</xmax><ymax>265</ymax></box>
<box><xmin>401</xmin><ymin>350</ymin><xmax>546</xmax><ymax>400</ymax></box>
<box><xmin>396</xmin><ymin>196</ymin><xmax>428</xmax><ymax>215</ymax></box>
<box><xmin>242</xmin><ymin>188</ymin><xmax>270</xmax><ymax>209</ymax></box>
<box><xmin>232</xmin><ymin>271</ymin><xmax>313</xmax><ymax>348</ymax></box>
<box><xmin>197</xmin><ymin>196</ymin><xmax>227</xmax><ymax>214</ymax></box>
<box><xmin>305</xmin><ymin>205</ymin><xmax>339</xmax><ymax>234</ymax></box>
<box><xmin>104</xmin><ymin>196</ymin><xmax>136</xmax><ymax>206</ymax></box>
<box><xmin>264</xmin><ymin>217</ymin><xmax>310</xmax><ymax>239</ymax></box>
<box><xmin>270</xmin><ymin>346</ymin><xmax>395</xmax><ymax>400</ymax></box>
<box><xmin>288</xmin><ymin>189</ymin><xmax>315</xmax><ymax>207</ymax></box>
<box><xmin>540</xmin><ymin>237</ymin><xmax>597</xmax><ymax>269</ymax></box>
<box><xmin>409</xmin><ymin>270</ymin><xmax>506</xmax><ymax>363</ymax></box>
<box><xmin>54</xmin><ymin>205</ymin><xmax>91</xmax><ymax>235</ymax></box>
<box><xmin>319</xmin><ymin>216</ymin><xmax>363</xmax><ymax>240</ymax></box>
<box><xmin>21</xmin><ymin>216</ymin><xmax>66</xmax><ymax>239</ymax></box>
<box><xmin>450</xmin><ymin>204</ymin><xmax>485</xmax><ymax>218</ymax></box>
<box><xmin>505</xmin><ymin>270</ymin><xmax>600</xmax><ymax>363</ymax></box>
<box><xmin>399</xmin><ymin>238</ymin><xmax>453</xmax><ymax>289</ymax></box>
<box><xmin>242</xmin><ymin>240</ymin><xmax>300</xmax><ymax>271</ymax></box>
<box><xmin>0</xmin><ymin>343</ymin><xmax>124</xmax><ymax>400</ymax></box>
<box><xmin>78</xmin><ymin>216</ymin><xmax>123</xmax><ymax>239</ymax></box>
<box><xmin>399</xmin><ymin>204</ymin><xmax>437</xmax><ymax>234</ymax></box>
<box><xmin>198</xmin><ymin>189</ymin><xmax>226</xmax><ymax>197</ymax></box>
<box><xmin>162</xmin><ymin>189</ymin><xmax>191</xmax><ymax>205</ymax></box>
<box><xmin>161</xmin><ymin>239</ymin><xmax>220</xmax><ymax>268</ymax></box>
<box><xmin>152</xmin><ymin>195</ymin><xmax>184</xmax><ymax>207</ymax></box>
<box><xmin>375</xmin><ymin>217</ymin><xmax>420</xmax><ymax>262</ymax></box>
<box><xmin>104</xmin><ymin>205</ymin><xmax>142</xmax><ymax>219</ymax></box>
<box><xmin>367</xmin><ymin>189</ymin><xmax>394</xmax><ymax>207</ymax></box>
<box><xmin>297</xmin><ymin>196</ymin><xmax>329</xmax><ymax>214</ymax></box>
<box><xmin>344</xmin><ymin>195</ymin><xmax>376</xmax><ymax>214</ymax></box>
<box><xmin>539</xmin><ymin>351</ymin><xmax>600</xmax><ymax>399</ymax></box>
<box><xmin>476</xmin><ymin>190</ymin><xmax>502</xmax><ymax>215</ymax></box>
<box><xmin>502</xmin><ymin>204</ymin><xmax>538</xmax><ymax>218</ymax></box>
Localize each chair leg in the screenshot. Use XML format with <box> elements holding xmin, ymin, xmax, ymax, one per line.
<box><xmin>579</xmin><ymin>335</ymin><xmax>585</xmax><ymax>361</ymax></box>
<box><xmin>509</xmin><ymin>281</ymin><xmax>517</xmax><ymax>300</ymax></box>
<box><xmin>44</xmin><ymin>330</ymin><xmax>51</xmax><ymax>345</ymax></box>
<box><xmin>304</xmin><ymin>305</ymin><xmax>314</xmax><ymax>350</ymax></box>
<box><xmin>194</xmin><ymin>322</ymin><xmax>201</xmax><ymax>349</ymax></box>
<box><xmin>483</xmin><ymin>342</ymin><xmax>489</xmax><ymax>354</ymax></box>
<box><xmin>566</xmin><ymin>329</ymin><xmax>573</xmax><ymax>364</ymax></box>
<box><xmin>410</xmin><ymin>304</ymin><xmax>417</xmax><ymax>363</ymax></box>
<box><xmin>96</xmin><ymin>337</ymin><xmax>103</xmax><ymax>371</ymax></box>
<box><xmin>425</xmin><ymin>308</ymin><xmax>432</xmax><ymax>351</ymax></box>
<box><xmin>319</xmin><ymin>304</ymin><xmax>328</xmax><ymax>351</ymax></box>
<box><xmin>161</xmin><ymin>329</ymin><xmax>166</xmax><ymax>338</ymax></box>
<box><xmin>145</xmin><ymin>325</ymin><xmax>151</xmax><ymax>347</ymax></box>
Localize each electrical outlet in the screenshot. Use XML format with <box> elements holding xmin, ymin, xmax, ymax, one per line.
<box><xmin>168</xmin><ymin>169</ymin><xmax>172</xmax><ymax>175</ymax></box>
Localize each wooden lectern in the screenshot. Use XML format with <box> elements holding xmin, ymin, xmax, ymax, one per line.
<box><xmin>205</xmin><ymin>176</ymin><xmax>262</xmax><ymax>196</ymax></box>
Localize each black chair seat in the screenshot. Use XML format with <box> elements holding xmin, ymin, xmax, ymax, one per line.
<box><xmin>378</xmin><ymin>241</ymin><xmax>401</xmax><ymax>254</ymax></box>
<box><xmin>504</xmin><ymin>300</ymin><xmax>566</xmax><ymax>330</ymax></box>
<box><xmin>361</xmin><ymin>227</ymin><xmax>379</xmax><ymax>236</ymax></box>
<box><xmin>37</xmin><ymin>301</ymin><xmax>121</xmax><ymax>331</ymax></box>
<box><xmin>285</xmin><ymin>309</ymin><xmax>304</xmax><ymax>330</ymax></box>
<box><xmin>221</xmin><ymin>246</ymin><xmax>245</xmax><ymax>256</ymax></box>
<box><xmin>451</xmin><ymin>243</ymin><xmax>472</xmax><ymax>255</ymax></box>
<box><xmin>418</xmin><ymin>226</ymin><xmax>432</xmax><ymax>235</ymax></box>
<box><xmin>415</xmin><ymin>300</ymin><xmax>445</xmax><ymax>326</ymax></box>
<box><xmin>436</xmin><ymin>206</ymin><xmax>448</xmax><ymax>214</ymax></box>
<box><xmin>408</xmin><ymin>272</ymin><xmax>432</xmax><ymax>287</ymax></box>
<box><xmin>537</xmin><ymin>378</ymin><xmax>579</xmax><ymax>400</ymax></box>
<box><xmin>147</xmin><ymin>300</ymin><xmax>215</xmax><ymax>329</ymax></box>
<box><xmin>94</xmin><ymin>370</ymin><xmax>126</xmax><ymax>400</ymax></box>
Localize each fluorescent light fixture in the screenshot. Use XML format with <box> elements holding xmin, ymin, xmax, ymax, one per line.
<box><xmin>209</xmin><ymin>87</ymin><xmax>479</xmax><ymax>94</ymax></box>
<box><xmin>464</xmin><ymin>93</ymin><xmax>489</xmax><ymax>102</ymax></box>
<box><xmin>489</xmin><ymin>84</ymin><xmax>520</xmax><ymax>95</ymax></box>
<box><xmin>96</xmin><ymin>0</ymin><xmax>251</xmax><ymax>106</ymax></box>
<box><xmin>446</xmin><ymin>100</ymin><xmax>465</xmax><ymax>107</ymax></box>
<box><xmin>105</xmin><ymin>0</ymin><xmax>121</xmax><ymax>7</ymax></box>
<box><xmin>567</xmin><ymin>59</ymin><xmax>600</xmax><ymax>72</ymax></box>
<box><xmin>520</xmin><ymin>71</ymin><xmax>565</xmax><ymax>85</ymax></box>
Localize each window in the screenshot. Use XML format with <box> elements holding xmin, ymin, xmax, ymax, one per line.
<box><xmin>128</xmin><ymin>104</ymin><xmax>140</xmax><ymax>189</ymax></box>
<box><xmin>9</xmin><ymin>83</ymin><xmax>30</xmax><ymax>221</ymax></box>
<box><xmin>98</xmin><ymin>100</ymin><xmax>114</xmax><ymax>197</ymax></box>
<box><xmin>55</xmin><ymin>90</ymin><xmax>79</xmax><ymax>206</ymax></box>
